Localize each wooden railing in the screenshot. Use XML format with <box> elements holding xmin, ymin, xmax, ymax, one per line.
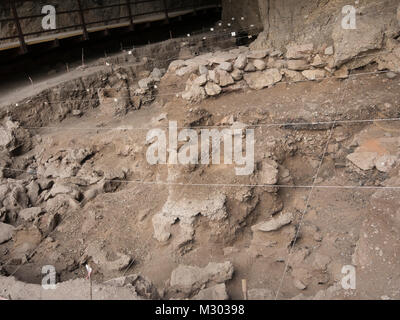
<box><xmin>0</xmin><ymin>0</ymin><xmax>221</xmax><ymax>53</ymax></box>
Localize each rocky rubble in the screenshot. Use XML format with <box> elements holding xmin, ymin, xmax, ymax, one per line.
<box><xmin>0</xmin><ymin>274</ymin><xmax>145</xmax><ymax>300</ymax></box>
<box><xmin>0</xmin><ymin>4</ymin><xmax>400</xmax><ymax>300</ymax></box>
<box><xmin>152</xmin><ymin>190</ymin><xmax>227</xmax><ymax>247</ymax></box>
<box><xmin>168</xmin><ymin>15</ymin><xmax>400</xmax><ymax>104</ymax></box>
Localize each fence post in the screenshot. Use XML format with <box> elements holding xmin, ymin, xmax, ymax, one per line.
<box><xmin>77</xmin><ymin>0</ymin><xmax>89</xmax><ymax>40</ymax></box>
<box><xmin>126</xmin><ymin>0</ymin><xmax>134</xmax><ymax>30</ymax></box>
<box><xmin>10</xmin><ymin>0</ymin><xmax>27</xmax><ymax>53</ymax></box>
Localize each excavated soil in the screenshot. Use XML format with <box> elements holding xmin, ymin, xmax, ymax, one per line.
<box><xmin>1</xmin><ymin>39</ymin><xmax>400</xmax><ymax>300</ymax></box>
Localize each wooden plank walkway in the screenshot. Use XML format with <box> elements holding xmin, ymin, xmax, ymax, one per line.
<box><xmin>0</xmin><ymin>4</ymin><xmax>218</xmax><ymax>52</ymax></box>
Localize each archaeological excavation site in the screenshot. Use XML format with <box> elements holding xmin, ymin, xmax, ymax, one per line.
<box><xmin>0</xmin><ymin>0</ymin><xmax>400</xmax><ymax>303</ymax></box>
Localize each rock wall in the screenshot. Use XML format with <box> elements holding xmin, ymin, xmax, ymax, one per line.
<box><xmin>223</xmin><ymin>0</ymin><xmax>400</xmax><ymax>52</ymax></box>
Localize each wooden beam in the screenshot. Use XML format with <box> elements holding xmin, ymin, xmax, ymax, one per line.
<box><xmin>126</xmin><ymin>0</ymin><xmax>134</xmax><ymax>30</ymax></box>
<box><xmin>162</xmin><ymin>0</ymin><xmax>170</xmax><ymax>24</ymax></box>
<box><xmin>77</xmin><ymin>0</ymin><xmax>89</xmax><ymax>40</ymax></box>
<box><xmin>10</xmin><ymin>0</ymin><xmax>27</xmax><ymax>54</ymax></box>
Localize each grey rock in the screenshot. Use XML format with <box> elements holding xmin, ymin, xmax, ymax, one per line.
<box><xmin>347</xmin><ymin>152</ymin><xmax>378</xmax><ymax>171</ymax></box>
<box><xmin>324</xmin><ymin>46</ymin><xmax>334</xmax><ymax>55</ymax></box>
<box><xmin>19</xmin><ymin>207</ymin><xmax>43</xmax><ymax>222</ymax></box>
<box><xmin>253</xmin><ymin>59</ymin><xmax>266</xmax><ymax>71</ymax></box>
<box><xmin>234</xmin><ymin>54</ymin><xmax>248</xmax><ymax>69</ymax></box>
<box><xmin>218</xmin><ymin>62</ymin><xmax>233</xmax><ymax>72</ymax></box>
<box><xmin>182</xmin><ymin>85</ymin><xmax>207</xmax><ymax>103</ymax></box>
<box><xmin>244</xmin><ymin>62</ymin><xmax>256</xmax><ymax>72</ymax></box>
<box><xmin>193</xmin><ymin>283</ymin><xmax>229</xmax><ymax>300</ymax></box>
<box><xmin>170</xmin><ymin>261</ymin><xmax>234</xmax><ymax>294</ymax></box>
<box><xmin>176</xmin><ymin>65</ymin><xmax>197</xmax><ymax>77</ymax></box>
<box><xmin>138</xmin><ymin>77</ymin><xmax>153</xmax><ymax>90</ymax></box>
<box><xmin>205</xmin><ymin>82</ymin><xmax>222</xmax><ymax>96</ymax></box>
<box><xmin>286</xmin><ymin>43</ymin><xmax>314</xmax><ymax>59</ymax></box>
<box><xmin>259</xmin><ymin>160</ymin><xmax>279</xmax><ymax>185</ymax></box>
<box><xmin>150</xmin><ymin>68</ymin><xmax>164</xmax><ymax>81</ymax></box>
<box><xmin>168</xmin><ymin>60</ymin><xmax>186</xmax><ymax>72</ymax></box>
<box><xmin>216</xmin><ymin>69</ymin><xmax>234</xmax><ymax>87</ymax></box>
<box><xmin>253</xmin><ymin>212</ymin><xmax>293</xmax><ymax>232</ymax></box>
<box><xmin>287</xmin><ymin>59</ymin><xmax>309</xmax><ymax>71</ymax></box>
<box><xmin>198</xmin><ymin>65</ymin><xmax>209</xmax><ymax>75</ymax></box>
<box><xmin>26</xmin><ymin>181</ymin><xmax>40</xmax><ymax>204</ymax></box>
<box><xmin>282</xmin><ymin>69</ymin><xmax>305</xmax><ymax>82</ymax></box>
<box><xmin>375</xmin><ymin>154</ymin><xmax>397</xmax><ymax>172</ymax></box>
<box><xmin>193</xmin><ymin>74</ymin><xmax>207</xmax><ymax>86</ymax></box>
<box><xmin>302</xmin><ymin>69</ymin><xmax>326</xmax><ymax>80</ymax></box>
<box><xmin>231</xmin><ymin>69</ymin><xmax>243</xmax><ymax>81</ymax></box>
<box><xmin>243</xmin><ymin>68</ymin><xmax>282</xmax><ymax>90</ymax></box>
<box><xmin>247</xmin><ymin>49</ymin><xmax>269</xmax><ymax>59</ymax></box>
<box><xmin>0</xmin><ymin>222</ymin><xmax>15</xmax><ymax>244</ymax></box>
<box><xmin>208</xmin><ymin>70</ymin><xmax>220</xmax><ymax>84</ymax></box>
<box><xmin>332</xmin><ymin>19</ymin><xmax>384</xmax><ymax>66</ymax></box>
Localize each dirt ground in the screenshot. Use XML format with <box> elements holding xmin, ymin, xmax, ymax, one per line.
<box><xmin>0</xmin><ymin>37</ymin><xmax>400</xmax><ymax>300</ymax></box>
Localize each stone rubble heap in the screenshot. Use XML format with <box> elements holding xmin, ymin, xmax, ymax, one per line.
<box><xmin>167</xmin><ymin>37</ymin><xmax>400</xmax><ymax>103</ymax></box>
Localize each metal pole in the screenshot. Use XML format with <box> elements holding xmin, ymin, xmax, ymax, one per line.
<box><xmin>10</xmin><ymin>0</ymin><xmax>27</xmax><ymax>53</ymax></box>
<box><xmin>77</xmin><ymin>0</ymin><xmax>89</xmax><ymax>40</ymax></box>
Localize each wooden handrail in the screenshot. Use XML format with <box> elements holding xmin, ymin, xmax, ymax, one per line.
<box><xmin>0</xmin><ymin>0</ymin><xmax>222</xmax><ymax>47</ymax></box>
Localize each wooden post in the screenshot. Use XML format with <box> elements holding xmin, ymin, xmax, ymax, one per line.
<box><xmin>10</xmin><ymin>0</ymin><xmax>27</xmax><ymax>53</ymax></box>
<box><xmin>162</xmin><ymin>0</ymin><xmax>170</xmax><ymax>24</ymax></box>
<box><xmin>126</xmin><ymin>0</ymin><xmax>134</xmax><ymax>30</ymax></box>
<box><xmin>241</xmin><ymin>279</ymin><xmax>248</xmax><ymax>300</ymax></box>
<box><xmin>77</xmin><ymin>0</ymin><xmax>89</xmax><ymax>40</ymax></box>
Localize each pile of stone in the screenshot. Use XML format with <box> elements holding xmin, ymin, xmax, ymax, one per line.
<box><xmin>97</xmin><ymin>67</ymin><xmax>166</xmax><ymax>117</ymax></box>
<box><xmin>167</xmin><ymin>36</ymin><xmax>400</xmax><ymax>104</ymax></box>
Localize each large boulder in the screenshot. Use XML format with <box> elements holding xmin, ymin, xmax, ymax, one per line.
<box><xmin>332</xmin><ymin>18</ymin><xmax>384</xmax><ymax>67</ymax></box>
<box><xmin>205</xmin><ymin>82</ymin><xmax>222</xmax><ymax>96</ymax></box>
<box><xmin>152</xmin><ymin>192</ymin><xmax>227</xmax><ymax>243</ymax></box>
<box><xmin>243</xmin><ymin>68</ymin><xmax>282</xmax><ymax>90</ymax></box>
<box><xmin>234</xmin><ymin>54</ymin><xmax>248</xmax><ymax>70</ymax></box>
<box><xmin>170</xmin><ymin>261</ymin><xmax>234</xmax><ymax>294</ymax></box>
<box><xmin>216</xmin><ymin>69</ymin><xmax>234</xmax><ymax>87</ymax></box>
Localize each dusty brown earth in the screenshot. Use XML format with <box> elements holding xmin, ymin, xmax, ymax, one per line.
<box><xmin>0</xmin><ymin>33</ymin><xmax>400</xmax><ymax>300</ymax></box>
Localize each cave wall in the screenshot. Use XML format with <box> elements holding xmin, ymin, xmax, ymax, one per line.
<box><xmin>223</xmin><ymin>0</ymin><xmax>400</xmax><ymax>50</ymax></box>
<box><xmin>221</xmin><ymin>0</ymin><xmax>262</xmax><ymax>32</ymax></box>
